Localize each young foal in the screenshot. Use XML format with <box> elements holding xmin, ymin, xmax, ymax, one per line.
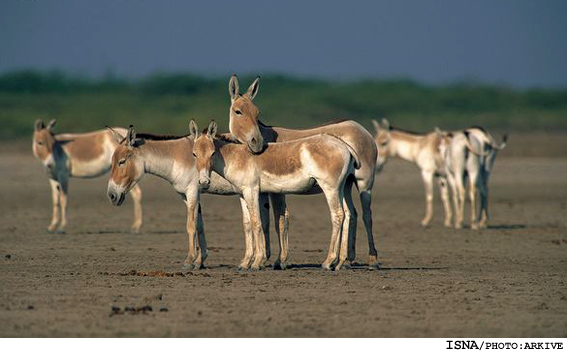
<box><xmin>192</xmin><ymin>120</ymin><xmax>359</xmax><ymax>271</ymax></box>
<box><xmin>372</xmin><ymin>118</ymin><xmax>452</xmax><ymax>227</ymax></box>
<box><xmin>105</xmin><ymin>126</ymin><xmax>274</xmax><ymax>270</ymax></box>
<box><xmin>226</xmin><ymin>75</ymin><xmax>379</xmax><ymax>268</ymax></box>
<box><xmin>32</xmin><ymin>119</ymin><xmax>142</xmax><ymax>233</ymax></box>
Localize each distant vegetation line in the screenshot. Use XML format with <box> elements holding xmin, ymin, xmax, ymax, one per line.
<box><xmin>1</xmin><ymin>70</ymin><xmax>566</xmax><ymax>139</ymax></box>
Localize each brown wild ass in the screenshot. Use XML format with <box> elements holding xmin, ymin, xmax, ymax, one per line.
<box><xmin>226</xmin><ymin>75</ymin><xmax>379</xmax><ymax>268</ymax></box>
<box><xmin>105</xmin><ymin>125</ymin><xmax>277</xmax><ymax>269</ymax></box>
<box><xmin>32</xmin><ymin>119</ymin><xmax>142</xmax><ymax>233</ymax></box>
<box><xmin>372</xmin><ymin>118</ymin><xmax>452</xmax><ymax>227</ymax></box>
<box><xmin>192</xmin><ymin>120</ymin><xmax>360</xmax><ymax>271</ymax></box>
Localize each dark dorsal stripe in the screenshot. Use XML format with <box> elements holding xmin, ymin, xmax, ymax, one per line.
<box><xmin>136</xmin><ymin>133</ymin><xmax>191</xmax><ymax>141</ymax></box>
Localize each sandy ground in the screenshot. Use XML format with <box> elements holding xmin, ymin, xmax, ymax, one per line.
<box><xmin>0</xmin><ymin>147</ymin><xmax>566</xmax><ymax>337</ymax></box>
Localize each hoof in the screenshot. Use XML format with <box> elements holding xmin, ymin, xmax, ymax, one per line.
<box><xmin>131</xmin><ymin>227</ymin><xmax>141</xmax><ymax>234</ymax></box>
<box><xmin>56</xmin><ymin>229</ymin><xmax>66</xmax><ymax>234</ymax></box>
<box><xmin>236</xmin><ymin>265</ymin><xmax>249</xmax><ymax>272</ymax></box>
<box><xmin>321</xmin><ymin>263</ymin><xmax>333</xmax><ymax>271</ymax></box>
<box><xmin>471</xmin><ymin>223</ymin><xmax>480</xmax><ymax>231</ymax></box>
<box><xmin>368</xmin><ymin>262</ymin><xmax>382</xmax><ymax>270</ymax></box>
<box><xmin>273</xmin><ymin>261</ymin><xmax>288</xmax><ymax>270</ymax></box>
<box><xmin>444</xmin><ymin>221</ymin><xmax>452</xmax><ymax>228</ymax></box>
<box><xmin>182</xmin><ymin>263</ymin><xmax>195</xmax><ymax>271</ymax></box>
<box><xmin>337</xmin><ymin>260</ymin><xmax>351</xmax><ymax>270</ymax></box>
<box><xmin>249</xmin><ymin>264</ymin><xmax>265</xmax><ymax>271</ymax></box>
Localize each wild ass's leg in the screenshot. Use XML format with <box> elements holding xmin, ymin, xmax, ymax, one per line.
<box><xmin>337</xmin><ymin>177</ymin><xmax>356</xmax><ymax>270</ymax></box>
<box><xmin>238</xmin><ymin>197</ymin><xmax>254</xmax><ymax>270</ymax></box>
<box><xmin>245</xmin><ymin>188</ymin><xmax>267</xmax><ymax>271</ymax></box>
<box><xmin>259</xmin><ymin>193</ymin><xmax>271</xmax><ymax>261</ymax></box>
<box><xmin>270</xmin><ymin>193</ymin><xmax>289</xmax><ymax>270</ymax></box>
<box><xmin>420</xmin><ymin>170</ymin><xmax>435</xmax><ymax>227</ymax></box>
<box><xmin>129</xmin><ymin>184</ymin><xmax>143</xmax><ymax>233</ymax></box>
<box><xmin>182</xmin><ymin>188</ymin><xmax>199</xmax><ymax>270</ymax></box>
<box><xmin>468</xmin><ymin>171</ymin><xmax>480</xmax><ymax>230</ymax></box>
<box><xmin>57</xmin><ymin>178</ymin><xmax>69</xmax><ymax>233</ymax></box>
<box><xmin>47</xmin><ymin>179</ymin><xmax>61</xmax><ymax>233</ymax></box>
<box><xmin>360</xmin><ymin>189</ymin><xmax>379</xmax><ymax>268</ymax></box>
<box><xmin>438</xmin><ymin>177</ymin><xmax>453</xmax><ymax>228</ymax></box>
<box><xmin>479</xmin><ymin>171</ymin><xmax>489</xmax><ymax>228</ymax></box>
<box><xmin>194</xmin><ymin>204</ymin><xmax>208</xmax><ymax>268</ymax></box>
<box><xmin>321</xmin><ymin>187</ymin><xmax>345</xmax><ymax>271</ymax></box>
<box><xmin>454</xmin><ymin>174</ymin><xmax>466</xmax><ymax>229</ymax></box>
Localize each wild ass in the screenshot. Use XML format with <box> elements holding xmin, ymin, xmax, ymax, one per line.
<box><xmin>192</xmin><ymin>120</ymin><xmax>360</xmax><ymax>271</ymax></box>
<box><xmin>105</xmin><ymin>125</ymin><xmax>278</xmax><ymax>270</ymax></box>
<box><xmin>32</xmin><ymin>119</ymin><xmax>142</xmax><ymax>233</ymax></box>
<box><xmin>437</xmin><ymin>127</ymin><xmax>507</xmax><ymax>229</ymax></box>
<box><xmin>372</xmin><ymin>118</ymin><xmax>452</xmax><ymax>227</ymax></box>
<box><xmin>226</xmin><ymin>75</ymin><xmax>379</xmax><ymax>268</ymax></box>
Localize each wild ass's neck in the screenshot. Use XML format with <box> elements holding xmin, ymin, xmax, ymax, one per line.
<box><xmin>139</xmin><ymin>138</ymin><xmax>192</xmax><ymax>186</ymax></box>
<box><xmin>389</xmin><ymin>130</ymin><xmax>423</xmax><ymax>163</ymax></box>
<box><xmin>211</xmin><ymin>139</ymin><xmax>248</xmax><ymax>183</ymax></box>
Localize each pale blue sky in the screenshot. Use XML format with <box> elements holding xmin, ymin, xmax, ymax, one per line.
<box><xmin>1</xmin><ymin>0</ymin><xmax>566</xmax><ymax>88</ymax></box>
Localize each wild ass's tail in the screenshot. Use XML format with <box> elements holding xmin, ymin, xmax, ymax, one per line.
<box><xmin>464</xmin><ymin>131</ymin><xmax>490</xmax><ymax>157</ymax></box>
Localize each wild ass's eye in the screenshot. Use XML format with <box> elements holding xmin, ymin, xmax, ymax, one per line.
<box><xmin>234</xmin><ymin>109</ymin><xmax>242</xmax><ymax>115</ymax></box>
<box><xmin>37</xmin><ymin>141</ymin><xmax>44</xmax><ymax>146</ymax></box>
<box><xmin>192</xmin><ymin>152</ymin><xmax>197</xmax><ymax>158</ymax></box>
<box><xmin>118</xmin><ymin>159</ymin><xmax>126</xmax><ymax>166</ymax></box>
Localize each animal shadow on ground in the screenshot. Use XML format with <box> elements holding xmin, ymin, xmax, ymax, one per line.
<box><xmin>487</xmin><ymin>224</ymin><xmax>526</xmax><ymax>230</ymax></box>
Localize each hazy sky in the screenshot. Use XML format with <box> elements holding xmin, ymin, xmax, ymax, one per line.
<box><xmin>1</xmin><ymin>0</ymin><xmax>566</xmax><ymax>88</ymax></box>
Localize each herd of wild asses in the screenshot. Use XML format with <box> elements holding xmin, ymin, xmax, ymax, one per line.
<box><xmin>32</xmin><ymin>75</ymin><xmax>508</xmax><ymax>271</ymax></box>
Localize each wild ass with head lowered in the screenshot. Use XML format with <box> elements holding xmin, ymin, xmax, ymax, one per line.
<box><xmin>226</xmin><ymin>75</ymin><xmax>379</xmax><ymax>268</ymax></box>
<box><xmin>32</xmin><ymin>119</ymin><xmax>143</xmax><ymax>233</ymax></box>
<box><xmin>192</xmin><ymin>120</ymin><xmax>360</xmax><ymax>271</ymax></box>
<box><xmin>105</xmin><ymin>125</ymin><xmax>278</xmax><ymax>270</ymax></box>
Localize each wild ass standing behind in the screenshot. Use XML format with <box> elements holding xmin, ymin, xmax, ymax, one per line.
<box><xmin>105</xmin><ymin>125</ymin><xmax>278</xmax><ymax>270</ymax></box>
<box><xmin>32</xmin><ymin>119</ymin><xmax>142</xmax><ymax>233</ymax></box>
<box><xmin>192</xmin><ymin>120</ymin><xmax>360</xmax><ymax>271</ymax></box>
<box><xmin>372</xmin><ymin>118</ymin><xmax>452</xmax><ymax>227</ymax></box>
<box><xmin>438</xmin><ymin>127</ymin><xmax>507</xmax><ymax>229</ymax></box>
<box><xmin>226</xmin><ymin>75</ymin><xmax>379</xmax><ymax>268</ymax></box>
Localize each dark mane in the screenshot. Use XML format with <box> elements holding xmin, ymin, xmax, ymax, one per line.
<box><xmin>136</xmin><ymin>133</ymin><xmax>191</xmax><ymax>141</ymax></box>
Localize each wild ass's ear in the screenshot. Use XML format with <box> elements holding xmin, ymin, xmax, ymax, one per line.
<box><xmin>381</xmin><ymin>118</ymin><xmax>390</xmax><ymax>131</ymax></box>
<box><xmin>371</xmin><ymin>119</ymin><xmax>380</xmax><ymax>133</ymax></box>
<box><xmin>189</xmin><ymin>119</ymin><xmax>199</xmax><ymax>138</ymax></box>
<box><xmin>46</xmin><ymin>119</ymin><xmax>57</xmax><ymax>131</ymax></box>
<box><xmin>126</xmin><ymin>125</ymin><xmax>144</xmax><ymax>147</ymax></box>
<box><xmin>434</xmin><ymin>127</ymin><xmax>443</xmax><ymax>136</ymax></box>
<box><xmin>246</xmin><ymin>76</ymin><xmax>260</xmax><ymax>101</ymax></box>
<box><xmin>34</xmin><ymin>119</ymin><xmax>45</xmax><ymax>131</ymax></box>
<box><xmin>207</xmin><ymin>120</ymin><xmax>218</xmax><ymax>138</ymax></box>
<box><xmin>229</xmin><ymin>74</ymin><xmax>240</xmax><ymax>101</ymax></box>
<box><xmin>106</xmin><ymin>126</ymin><xmax>125</xmax><ymax>144</ymax></box>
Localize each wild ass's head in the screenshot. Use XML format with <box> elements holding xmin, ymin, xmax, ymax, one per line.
<box><xmin>190</xmin><ymin>120</ymin><xmax>217</xmax><ymax>190</ymax></box>
<box><xmin>228</xmin><ymin>74</ymin><xmax>264</xmax><ymax>153</ymax></box>
<box><xmin>32</xmin><ymin>119</ymin><xmax>59</xmax><ymax>176</ymax></box>
<box><xmin>372</xmin><ymin>118</ymin><xmax>393</xmax><ymax>172</ymax></box>
<box><xmin>107</xmin><ymin>126</ymin><xmax>145</xmax><ymax>206</ymax></box>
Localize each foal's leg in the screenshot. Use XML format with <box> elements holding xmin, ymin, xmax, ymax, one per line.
<box><xmin>321</xmin><ymin>187</ymin><xmax>345</xmax><ymax>271</ymax></box>
<box><xmin>454</xmin><ymin>174</ymin><xmax>466</xmax><ymax>229</ymax></box>
<box><xmin>57</xmin><ymin>178</ymin><xmax>69</xmax><ymax>233</ymax></box>
<box><xmin>438</xmin><ymin>177</ymin><xmax>453</xmax><ymax>228</ymax></box>
<box><xmin>238</xmin><ymin>197</ymin><xmax>254</xmax><ymax>270</ymax></box>
<box><xmin>270</xmin><ymin>193</ymin><xmax>289</xmax><ymax>270</ymax></box>
<box><xmin>259</xmin><ymin>193</ymin><xmax>271</xmax><ymax>261</ymax></box>
<box><xmin>47</xmin><ymin>179</ymin><xmax>61</xmax><ymax>233</ymax></box>
<box><xmin>420</xmin><ymin>170</ymin><xmax>435</xmax><ymax>227</ymax></box>
<box><xmin>129</xmin><ymin>184</ymin><xmax>143</xmax><ymax>233</ymax></box>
